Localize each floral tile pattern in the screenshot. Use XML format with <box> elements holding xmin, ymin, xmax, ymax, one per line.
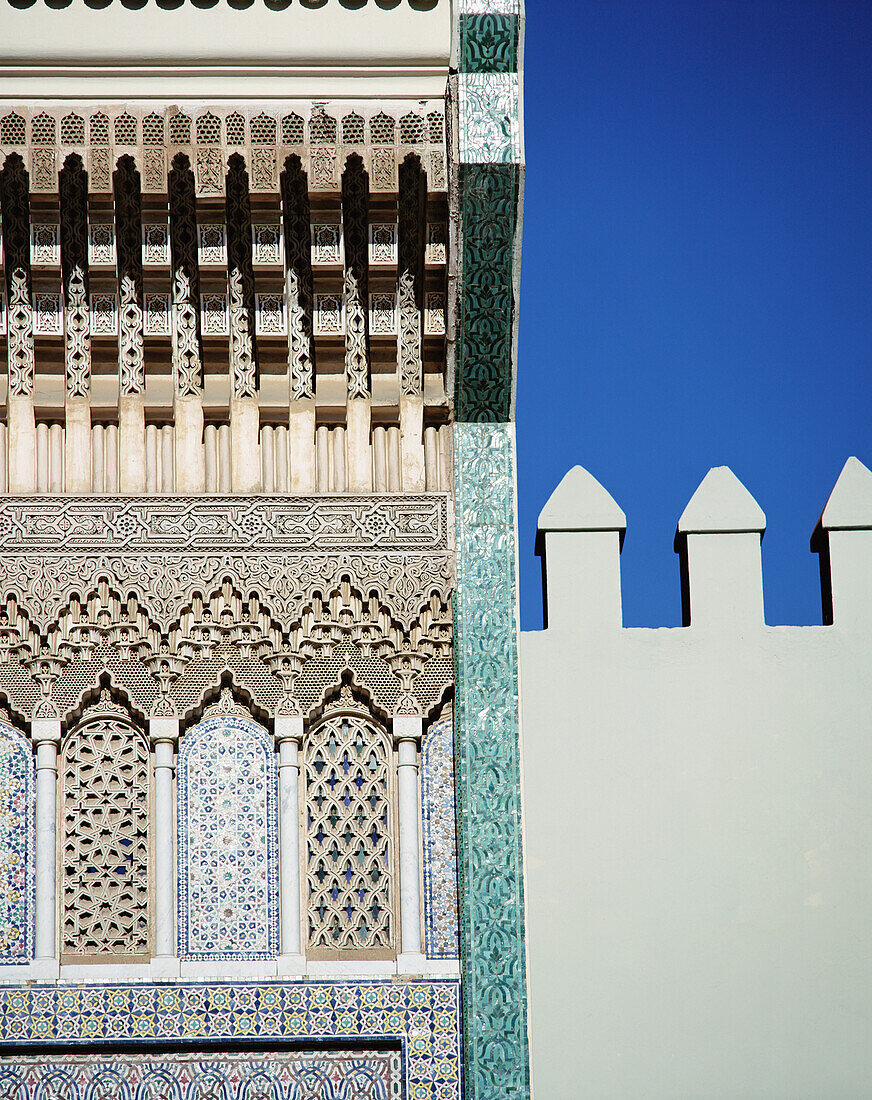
<box><xmin>421</xmin><ymin>708</ymin><xmax>460</xmax><ymax>959</ymax></box>
<box><xmin>0</xmin><ymin>722</ymin><xmax>33</xmax><ymax>963</ymax></box>
<box><xmin>457</xmin><ymin>74</ymin><xmax>521</xmax><ymax>164</ymax></box>
<box><xmin>177</xmin><ymin>716</ymin><xmax>279</xmax><ymax>960</ymax></box>
<box><xmin>0</xmin><ymin>981</ymin><xmax>461</xmax><ymax>1100</ymax></box>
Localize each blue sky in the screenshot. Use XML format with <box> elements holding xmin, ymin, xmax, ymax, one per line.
<box><xmin>515</xmin><ymin>0</ymin><xmax>872</xmax><ymax>629</ymax></box>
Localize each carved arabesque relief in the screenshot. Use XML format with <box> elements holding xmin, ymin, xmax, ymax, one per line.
<box><xmin>60</xmin><ymin>691</ymin><xmax>151</xmax><ymax>960</ymax></box>
<box><xmin>0</xmin><ymin>498</ymin><xmax>453</xmax><ymax>721</ymax></box>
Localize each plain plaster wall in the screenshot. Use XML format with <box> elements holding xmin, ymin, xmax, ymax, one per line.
<box><xmin>0</xmin><ymin>0</ymin><xmax>450</xmax><ymax>99</ymax></box>
<box><xmin>520</xmin><ymin>464</ymin><xmax>872</xmax><ymax>1099</ymax></box>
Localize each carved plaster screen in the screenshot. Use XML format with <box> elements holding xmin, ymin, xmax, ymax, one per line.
<box><xmin>0</xmin><ymin>721</ymin><xmax>34</xmax><ymax>963</ymax></box>
<box><xmin>60</xmin><ymin>697</ymin><xmax>151</xmax><ymax>962</ymax></box>
<box><xmin>305</xmin><ymin>700</ymin><xmax>395</xmax><ymax>956</ymax></box>
<box><xmin>177</xmin><ymin>700</ymin><xmax>279</xmax><ymax>959</ymax></box>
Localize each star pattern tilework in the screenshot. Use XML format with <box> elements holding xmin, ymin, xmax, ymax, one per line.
<box><xmin>177</xmin><ymin>715</ymin><xmax>279</xmax><ymax>960</ymax></box>
<box><xmin>0</xmin><ymin>722</ymin><xmax>33</xmax><ymax>964</ymax></box>
<box><xmin>421</xmin><ymin>709</ymin><xmax>460</xmax><ymax>958</ymax></box>
<box><xmin>0</xmin><ymin>981</ymin><xmax>461</xmax><ymax>1100</ymax></box>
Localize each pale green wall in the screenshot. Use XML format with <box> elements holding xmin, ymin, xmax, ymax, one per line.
<box><xmin>520</xmin><ymin>465</ymin><xmax>872</xmax><ymax>1098</ymax></box>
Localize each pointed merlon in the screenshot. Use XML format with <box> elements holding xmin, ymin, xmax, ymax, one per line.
<box><xmin>678</xmin><ymin>466</ymin><xmax>766</xmax><ymax>535</ymax></box>
<box><xmin>537</xmin><ymin>465</ymin><xmax>626</xmax><ymax>534</ymax></box>
<box><xmin>819</xmin><ymin>456</ymin><xmax>872</xmax><ymax>530</ymax></box>
<box><xmin>537</xmin><ymin>466</ymin><xmax>625</xmax><ymax>632</ymax></box>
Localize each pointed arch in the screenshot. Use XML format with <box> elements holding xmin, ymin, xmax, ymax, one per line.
<box><xmin>59</xmin><ymin>689</ymin><xmax>150</xmax><ymax>961</ymax></box>
<box><xmin>177</xmin><ymin>691</ymin><xmax>278</xmax><ymax>959</ymax></box>
<box><xmin>304</xmin><ymin>683</ymin><xmax>395</xmax><ymax>955</ymax></box>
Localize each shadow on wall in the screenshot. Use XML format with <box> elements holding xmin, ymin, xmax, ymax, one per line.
<box><xmin>9</xmin><ymin>0</ymin><xmax>438</xmax><ymax>9</ymax></box>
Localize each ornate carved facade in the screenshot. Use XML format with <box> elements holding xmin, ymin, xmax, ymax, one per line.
<box><xmin>0</xmin><ymin>1</ymin><xmax>530</xmax><ymax>1098</ymax></box>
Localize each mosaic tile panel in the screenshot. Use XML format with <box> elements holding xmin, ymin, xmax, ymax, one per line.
<box><xmin>459</xmin><ymin>15</ymin><xmax>520</xmax><ymax>74</ymax></box>
<box><xmin>0</xmin><ymin>981</ymin><xmax>461</xmax><ymax>1100</ymax></box>
<box><xmin>459</xmin><ymin>0</ymin><xmax>521</xmax><ymax>13</ymax></box>
<box><xmin>0</xmin><ymin>1052</ymin><xmax>402</xmax><ymax>1100</ymax></box>
<box><xmin>454</xmin><ymin>423</ymin><xmax>529</xmax><ymax>1098</ymax></box>
<box><xmin>177</xmin><ymin>716</ymin><xmax>279</xmax><ymax>960</ymax></box>
<box><xmin>455</xmin><ymin>163</ymin><xmax>521</xmax><ymax>422</ymax></box>
<box><xmin>421</xmin><ymin>708</ymin><xmax>460</xmax><ymax>959</ymax></box>
<box><xmin>458</xmin><ymin>74</ymin><xmax>521</xmax><ymax>164</ymax></box>
<box><xmin>0</xmin><ymin>723</ymin><xmax>33</xmax><ymax>964</ymax></box>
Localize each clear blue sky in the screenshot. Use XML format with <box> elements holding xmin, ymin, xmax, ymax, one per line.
<box><xmin>516</xmin><ymin>0</ymin><xmax>872</xmax><ymax>629</ymax></box>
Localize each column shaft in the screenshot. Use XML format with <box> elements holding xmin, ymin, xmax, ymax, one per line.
<box><xmin>278</xmin><ymin>734</ymin><xmax>302</xmax><ymax>955</ymax></box>
<box><xmin>153</xmin><ymin>739</ymin><xmax>175</xmax><ymax>957</ymax></box>
<box><xmin>33</xmin><ymin>728</ymin><xmax>60</xmax><ymax>960</ymax></box>
<box><xmin>397</xmin><ymin>736</ymin><xmax>422</xmax><ymax>956</ymax></box>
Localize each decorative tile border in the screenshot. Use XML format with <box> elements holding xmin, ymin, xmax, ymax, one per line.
<box><xmin>452</xmin><ymin>0</ymin><xmax>529</xmax><ymax>1094</ymax></box>
<box><xmin>0</xmin><ymin>723</ymin><xmax>34</xmax><ymax>965</ymax></box>
<box><xmin>421</xmin><ymin>708</ymin><xmax>460</xmax><ymax>959</ymax></box>
<box><xmin>177</xmin><ymin>716</ymin><xmax>279</xmax><ymax>961</ymax></box>
<box><xmin>453</xmin><ymin>423</ymin><xmax>529</xmax><ymax>1097</ymax></box>
<box><xmin>0</xmin><ymin>980</ymin><xmax>462</xmax><ymax>1100</ymax></box>
<box><xmin>0</xmin><ymin>1052</ymin><xmax>403</xmax><ymax>1099</ymax></box>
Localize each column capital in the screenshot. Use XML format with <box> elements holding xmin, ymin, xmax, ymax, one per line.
<box><xmin>149</xmin><ymin>716</ymin><xmax>179</xmax><ymax>747</ymax></box>
<box><xmin>275</xmin><ymin>714</ymin><xmax>304</xmax><ymax>744</ymax></box>
<box><xmin>393</xmin><ymin>715</ymin><xmax>423</xmax><ymax>746</ymax></box>
<box><xmin>31</xmin><ymin>718</ymin><xmax>61</xmax><ymax>746</ymax></box>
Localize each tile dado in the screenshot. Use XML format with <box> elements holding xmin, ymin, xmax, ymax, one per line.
<box><xmin>0</xmin><ymin>980</ymin><xmax>462</xmax><ymax>1100</ymax></box>
<box><xmin>0</xmin><ymin>1052</ymin><xmax>403</xmax><ymax>1100</ymax></box>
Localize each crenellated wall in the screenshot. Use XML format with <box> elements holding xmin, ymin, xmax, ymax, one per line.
<box><xmin>521</xmin><ymin>457</ymin><xmax>872</xmax><ymax>1099</ymax></box>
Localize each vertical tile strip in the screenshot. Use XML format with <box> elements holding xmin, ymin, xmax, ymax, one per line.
<box><xmin>454</xmin><ymin>424</ymin><xmax>529</xmax><ymax>1098</ymax></box>
<box><xmin>453</xmin><ymin>2</ymin><xmax>529</xmax><ymax>1097</ymax></box>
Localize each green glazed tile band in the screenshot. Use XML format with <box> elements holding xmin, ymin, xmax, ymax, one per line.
<box><xmin>459</xmin><ymin>14</ymin><xmax>520</xmax><ymax>74</ymax></box>
<box><xmin>453</xmin><ymin>423</ymin><xmax>529</xmax><ymax>1100</ymax></box>
<box><xmin>455</xmin><ymin>162</ymin><xmax>520</xmax><ymax>423</ymax></box>
<box><xmin>453</xmin><ymin>2</ymin><xmax>528</xmax><ymax>1096</ymax></box>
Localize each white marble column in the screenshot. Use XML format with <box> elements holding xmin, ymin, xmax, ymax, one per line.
<box><xmin>276</xmin><ymin>715</ymin><xmax>304</xmax><ymax>973</ymax></box>
<box><xmin>32</xmin><ymin>718</ymin><xmax>60</xmax><ymax>965</ymax></box>
<box><xmin>395</xmin><ymin>716</ymin><xmax>424</xmax><ymax>969</ymax></box>
<box><xmin>150</xmin><ymin>717</ymin><xmax>178</xmax><ymax>968</ymax></box>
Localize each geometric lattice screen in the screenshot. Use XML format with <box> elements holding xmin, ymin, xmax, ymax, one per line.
<box><xmin>305</xmin><ymin>705</ymin><xmax>395</xmax><ymax>956</ymax></box>
<box><xmin>60</xmin><ymin>703</ymin><xmax>151</xmax><ymax>961</ymax></box>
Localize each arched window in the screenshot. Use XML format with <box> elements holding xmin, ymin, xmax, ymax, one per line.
<box><xmin>0</xmin><ymin>718</ymin><xmax>34</xmax><ymax>963</ymax></box>
<box><xmin>304</xmin><ymin>688</ymin><xmax>395</xmax><ymax>955</ymax></box>
<box><xmin>60</xmin><ymin>691</ymin><xmax>150</xmax><ymax>961</ymax></box>
<box><xmin>177</xmin><ymin>691</ymin><xmax>278</xmax><ymax>959</ymax></box>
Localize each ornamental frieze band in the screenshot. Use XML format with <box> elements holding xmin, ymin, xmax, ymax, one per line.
<box><xmin>0</xmin><ymin>494</ymin><xmax>450</xmax><ymax>555</ymax></box>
